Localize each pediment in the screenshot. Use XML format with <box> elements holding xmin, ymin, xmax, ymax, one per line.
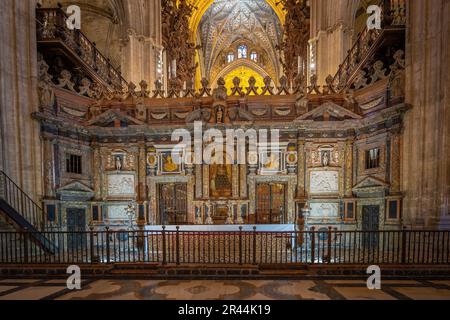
<box><xmin>353</xmin><ymin>176</ymin><xmax>389</xmax><ymax>191</ymax></box>
<box><xmin>295</xmin><ymin>101</ymin><xmax>362</xmax><ymax>121</ymax></box>
<box><xmin>57</xmin><ymin>181</ymin><xmax>94</xmax><ymax>194</ymax></box>
<box><xmin>85</xmin><ymin>109</ymin><xmax>145</xmax><ymax>127</ymax></box>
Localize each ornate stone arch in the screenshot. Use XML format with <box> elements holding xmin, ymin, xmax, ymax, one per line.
<box><xmin>210</xmin><ymin>59</ymin><xmax>273</xmax><ymax>88</ymax></box>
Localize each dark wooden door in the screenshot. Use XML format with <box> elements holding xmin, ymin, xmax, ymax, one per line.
<box><xmin>66</xmin><ymin>208</ymin><xmax>86</xmax><ymax>249</ymax></box>
<box><xmin>158</xmin><ymin>183</ymin><xmax>187</xmax><ymax>225</ymax></box>
<box><xmin>362</xmin><ymin>205</ymin><xmax>380</xmax><ymax>248</ymax></box>
<box><xmin>256</xmin><ymin>183</ymin><xmax>286</xmax><ymax>224</ymax></box>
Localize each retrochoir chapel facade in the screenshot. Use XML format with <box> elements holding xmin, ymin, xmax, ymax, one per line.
<box><xmin>0</xmin><ymin>0</ymin><xmax>449</xmax><ymax>235</ymax></box>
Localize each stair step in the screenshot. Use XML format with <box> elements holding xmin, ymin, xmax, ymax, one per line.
<box><xmin>259</xmin><ymin>270</ymin><xmax>309</xmax><ymax>275</ymax></box>
<box><xmin>110</xmin><ymin>269</ymin><xmax>160</xmax><ymax>275</ymax></box>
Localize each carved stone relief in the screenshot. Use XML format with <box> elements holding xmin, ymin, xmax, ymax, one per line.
<box><xmin>107</xmin><ymin>173</ymin><xmax>136</xmax><ymax>197</ymax></box>
<box><xmin>309</xmin><ymin>170</ymin><xmax>339</xmax><ymax>195</ymax></box>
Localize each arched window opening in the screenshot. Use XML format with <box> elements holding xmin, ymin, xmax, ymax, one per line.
<box><xmin>238</xmin><ymin>45</ymin><xmax>247</xmax><ymax>59</ymax></box>
<box><xmin>250</xmin><ymin>51</ymin><xmax>258</xmax><ymax>62</ymax></box>
<box><xmin>227</xmin><ymin>52</ymin><xmax>235</xmax><ymax>63</ymax></box>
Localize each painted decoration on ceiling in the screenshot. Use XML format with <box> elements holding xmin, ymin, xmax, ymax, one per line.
<box><xmin>198</xmin><ymin>0</ymin><xmax>282</xmax><ymax>82</ymax></box>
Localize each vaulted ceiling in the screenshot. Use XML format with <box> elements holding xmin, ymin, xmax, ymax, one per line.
<box><xmin>197</xmin><ymin>0</ymin><xmax>283</xmax><ymax>83</ymax></box>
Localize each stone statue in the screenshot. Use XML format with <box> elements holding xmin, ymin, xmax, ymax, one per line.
<box><xmin>322</xmin><ymin>151</ymin><xmax>329</xmax><ymax>167</ymax></box>
<box><xmin>56</xmin><ymin>69</ymin><xmax>75</xmax><ymax>91</ymax></box>
<box><xmin>225</xmin><ymin>205</ymin><xmax>234</xmax><ymax>225</ymax></box>
<box><xmin>37</xmin><ymin>54</ymin><xmax>55</xmax><ymax>108</ymax></box>
<box><xmin>216</xmin><ymin>106</ymin><xmax>224</xmax><ymax>123</ymax></box>
<box><xmin>115</xmin><ymin>156</ymin><xmax>122</xmax><ymax>171</ymax></box>
<box><xmin>205</xmin><ymin>203</ymin><xmax>214</xmax><ymax>225</ymax></box>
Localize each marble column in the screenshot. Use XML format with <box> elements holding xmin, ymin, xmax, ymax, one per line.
<box><xmin>202</xmin><ymin>165</ymin><xmax>209</xmax><ymax>198</ymax></box>
<box><xmin>344</xmin><ymin>140</ymin><xmax>354</xmax><ymax>197</ymax></box>
<box><xmin>195</xmin><ymin>164</ymin><xmax>202</xmax><ymax>198</ymax></box>
<box><xmin>232</xmin><ymin>165</ymin><xmax>239</xmax><ymax>198</ymax></box>
<box><xmin>42</xmin><ymin>137</ymin><xmax>55</xmax><ymax>198</ymax></box>
<box><xmin>389</xmin><ymin>132</ymin><xmax>401</xmax><ymax>194</ymax></box>
<box><xmin>0</xmin><ymin>0</ymin><xmax>43</xmax><ymax>201</ymax></box>
<box><xmin>402</xmin><ymin>0</ymin><xmax>450</xmax><ymax>228</ymax></box>
<box><xmin>297</xmin><ymin>139</ymin><xmax>306</xmax><ymax>198</ymax></box>
<box><xmin>92</xmin><ymin>145</ymin><xmax>101</xmax><ymax>200</ymax></box>
<box><xmin>239</xmin><ymin>164</ymin><xmax>247</xmax><ymax>198</ymax></box>
<box><xmin>138</xmin><ymin>145</ymin><xmax>147</xmax><ymax>201</ymax></box>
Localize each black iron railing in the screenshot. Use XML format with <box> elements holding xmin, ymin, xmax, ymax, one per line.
<box><xmin>35</xmin><ymin>7</ymin><xmax>127</xmax><ymax>91</ymax></box>
<box><xmin>332</xmin><ymin>0</ymin><xmax>406</xmax><ymax>91</ymax></box>
<box><xmin>1</xmin><ymin>227</ymin><xmax>449</xmax><ymax>266</ymax></box>
<box><xmin>0</xmin><ymin>171</ymin><xmax>45</xmax><ymax>231</ymax></box>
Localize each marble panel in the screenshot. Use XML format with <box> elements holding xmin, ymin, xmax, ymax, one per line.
<box><xmin>310</xmin><ymin>170</ymin><xmax>339</xmax><ymax>194</ymax></box>
<box><xmin>107</xmin><ymin>173</ymin><xmax>135</xmax><ymax>197</ymax></box>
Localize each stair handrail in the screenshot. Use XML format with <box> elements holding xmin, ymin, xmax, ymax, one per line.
<box><xmin>0</xmin><ymin>170</ymin><xmax>45</xmax><ymax>231</ymax></box>
<box><xmin>35</xmin><ymin>6</ymin><xmax>128</xmax><ymax>91</ymax></box>
<box><xmin>332</xmin><ymin>0</ymin><xmax>406</xmax><ymax>91</ymax></box>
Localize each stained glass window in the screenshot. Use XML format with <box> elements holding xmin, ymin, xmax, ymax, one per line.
<box><xmin>227</xmin><ymin>52</ymin><xmax>235</xmax><ymax>63</ymax></box>
<box><xmin>238</xmin><ymin>45</ymin><xmax>247</xmax><ymax>59</ymax></box>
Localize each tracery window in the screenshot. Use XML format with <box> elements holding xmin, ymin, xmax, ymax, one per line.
<box><xmin>250</xmin><ymin>51</ymin><xmax>258</xmax><ymax>62</ymax></box>
<box><xmin>227</xmin><ymin>52</ymin><xmax>235</xmax><ymax>63</ymax></box>
<box><xmin>238</xmin><ymin>45</ymin><xmax>247</xmax><ymax>59</ymax></box>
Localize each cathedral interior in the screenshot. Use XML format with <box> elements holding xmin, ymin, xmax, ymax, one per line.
<box><xmin>0</xmin><ymin>0</ymin><xmax>449</xmax><ymax>284</ymax></box>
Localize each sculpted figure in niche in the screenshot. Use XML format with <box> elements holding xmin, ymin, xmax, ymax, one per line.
<box><xmin>115</xmin><ymin>156</ymin><xmax>122</xmax><ymax>171</ymax></box>
<box><xmin>322</xmin><ymin>151</ymin><xmax>329</xmax><ymax>167</ymax></box>
<box><xmin>216</xmin><ymin>106</ymin><xmax>224</xmax><ymax>124</ymax></box>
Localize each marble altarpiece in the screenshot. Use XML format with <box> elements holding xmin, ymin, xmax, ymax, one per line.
<box><xmin>35</xmin><ymin>48</ymin><xmax>407</xmax><ymax>232</ymax></box>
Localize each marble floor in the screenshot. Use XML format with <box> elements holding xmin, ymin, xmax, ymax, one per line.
<box><xmin>0</xmin><ymin>278</ymin><xmax>450</xmax><ymax>300</ymax></box>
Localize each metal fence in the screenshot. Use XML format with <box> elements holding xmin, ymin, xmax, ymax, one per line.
<box><xmin>1</xmin><ymin>227</ymin><xmax>449</xmax><ymax>266</ymax></box>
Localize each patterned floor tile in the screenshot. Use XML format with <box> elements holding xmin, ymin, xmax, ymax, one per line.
<box><xmin>392</xmin><ymin>287</ymin><xmax>450</xmax><ymax>300</ymax></box>
<box><xmin>1</xmin><ymin>278</ymin><xmax>450</xmax><ymax>300</ymax></box>
<box><xmin>0</xmin><ymin>286</ymin><xmax>65</xmax><ymax>300</ymax></box>
<box><xmin>333</xmin><ymin>287</ymin><xmax>397</xmax><ymax>300</ymax></box>
<box><xmin>56</xmin><ymin>280</ymin><xmax>123</xmax><ymax>300</ymax></box>
<box><xmin>0</xmin><ymin>286</ymin><xmax>17</xmax><ymax>294</ymax></box>
<box><xmin>154</xmin><ymin>281</ymin><xmax>241</xmax><ymax>300</ymax></box>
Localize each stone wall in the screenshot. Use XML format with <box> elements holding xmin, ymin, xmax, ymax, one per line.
<box><xmin>308</xmin><ymin>0</ymin><xmax>357</xmax><ymax>85</ymax></box>
<box><xmin>402</xmin><ymin>0</ymin><xmax>450</xmax><ymax>228</ymax></box>
<box><xmin>0</xmin><ymin>0</ymin><xmax>43</xmax><ymax>201</ymax></box>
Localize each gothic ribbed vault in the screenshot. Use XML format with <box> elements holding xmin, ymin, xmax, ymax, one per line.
<box><xmin>197</xmin><ymin>0</ymin><xmax>283</xmax><ymax>86</ymax></box>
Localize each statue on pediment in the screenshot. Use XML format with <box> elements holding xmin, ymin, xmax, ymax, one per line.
<box><xmin>212</xmin><ymin>77</ymin><xmax>227</xmax><ymax>102</ymax></box>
